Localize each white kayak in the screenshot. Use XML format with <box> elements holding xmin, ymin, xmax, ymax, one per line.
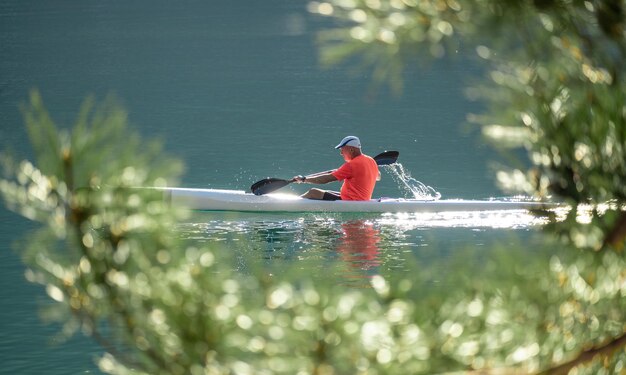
<box><xmin>163</xmin><ymin>188</ymin><xmax>554</xmax><ymax>213</ymax></box>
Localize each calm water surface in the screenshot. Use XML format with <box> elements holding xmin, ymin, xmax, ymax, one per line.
<box><xmin>0</xmin><ymin>1</ymin><xmax>530</xmax><ymax>373</ymax></box>
<box><xmin>179</xmin><ymin>210</ymin><xmax>545</xmax><ymax>289</ymax></box>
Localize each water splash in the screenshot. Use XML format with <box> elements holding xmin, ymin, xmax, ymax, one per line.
<box><xmin>384</xmin><ymin>163</ymin><xmax>441</xmax><ymax>200</ymax></box>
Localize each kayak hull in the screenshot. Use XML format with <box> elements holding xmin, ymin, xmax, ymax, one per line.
<box><xmin>163</xmin><ymin>188</ymin><xmax>554</xmax><ymax>213</ymax></box>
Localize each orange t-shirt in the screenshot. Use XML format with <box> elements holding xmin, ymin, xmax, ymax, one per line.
<box><xmin>331</xmin><ymin>154</ymin><xmax>379</xmax><ymax>200</ymax></box>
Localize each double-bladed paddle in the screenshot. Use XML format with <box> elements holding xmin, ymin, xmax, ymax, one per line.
<box><xmin>250</xmin><ymin>150</ymin><xmax>399</xmax><ymax>196</ymax></box>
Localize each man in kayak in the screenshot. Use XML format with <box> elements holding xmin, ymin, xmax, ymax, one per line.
<box><xmin>293</xmin><ymin>136</ymin><xmax>380</xmax><ymax>201</ymax></box>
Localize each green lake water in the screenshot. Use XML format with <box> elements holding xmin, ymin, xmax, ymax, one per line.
<box><xmin>0</xmin><ymin>1</ymin><xmax>539</xmax><ymax>373</ymax></box>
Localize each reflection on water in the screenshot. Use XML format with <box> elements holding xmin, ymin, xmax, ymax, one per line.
<box><xmin>178</xmin><ymin>210</ymin><xmax>546</xmax><ymax>288</ymax></box>
<box><xmin>380</xmin><ymin>209</ymin><xmax>548</xmax><ymax>229</ymax></box>
<box><xmin>337</xmin><ymin>221</ymin><xmax>380</xmax><ymax>269</ymax></box>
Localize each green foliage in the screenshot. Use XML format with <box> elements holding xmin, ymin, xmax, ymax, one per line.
<box><xmin>1</xmin><ymin>94</ymin><xmax>626</xmax><ymax>374</ymax></box>
<box><xmin>310</xmin><ymin>0</ymin><xmax>626</xmax><ymax>251</ymax></box>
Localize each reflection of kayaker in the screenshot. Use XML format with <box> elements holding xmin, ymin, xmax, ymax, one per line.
<box><xmin>337</xmin><ymin>220</ymin><xmax>381</xmax><ymax>271</ymax></box>
<box><xmin>292</xmin><ymin>136</ymin><xmax>381</xmax><ymax>201</ymax></box>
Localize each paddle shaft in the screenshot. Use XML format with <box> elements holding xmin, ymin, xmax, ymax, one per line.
<box><xmin>297</xmin><ymin>150</ymin><xmax>398</xmax><ymax>181</ymax></box>
<box><xmin>251</xmin><ymin>150</ymin><xmax>399</xmax><ymax>195</ymax></box>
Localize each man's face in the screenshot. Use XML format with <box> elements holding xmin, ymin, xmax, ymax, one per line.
<box><xmin>340</xmin><ymin>146</ymin><xmax>355</xmax><ymax>162</ymax></box>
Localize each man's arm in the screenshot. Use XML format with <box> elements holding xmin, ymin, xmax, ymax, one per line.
<box><xmin>293</xmin><ymin>172</ymin><xmax>337</xmax><ymax>184</ymax></box>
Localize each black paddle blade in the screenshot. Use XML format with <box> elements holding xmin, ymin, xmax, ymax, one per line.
<box><xmin>374</xmin><ymin>150</ymin><xmax>399</xmax><ymax>166</ymax></box>
<box><xmin>250</xmin><ymin>178</ymin><xmax>292</xmax><ymax>195</ymax></box>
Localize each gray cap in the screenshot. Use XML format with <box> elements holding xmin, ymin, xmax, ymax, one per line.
<box><xmin>335</xmin><ymin>135</ymin><xmax>361</xmax><ymax>149</ymax></box>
